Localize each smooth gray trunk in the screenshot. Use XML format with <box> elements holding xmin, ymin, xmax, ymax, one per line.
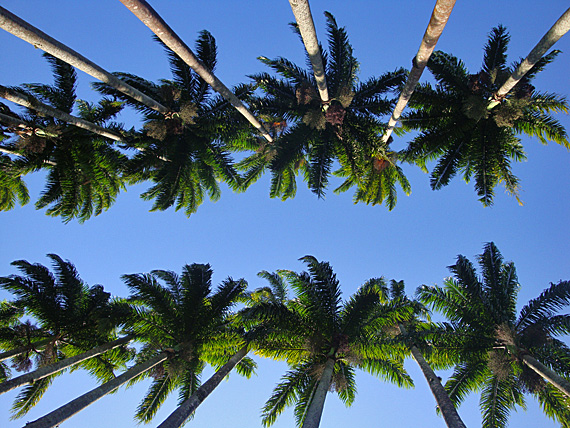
<box><xmin>490</xmin><ymin>7</ymin><xmax>570</xmax><ymax>107</ymax></box>
<box><xmin>157</xmin><ymin>345</ymin><xmax>249</xmax><ymax>428</ymax></box>
<box><xmin>119</xmin><ymin>0</ymin><xmax>273</xmax><ymax>143</ymax></box>
<box><xmin>398</xmin><ymin>324</ymin><xmax>466</xmax><ymax>428</ymax></box>
<box><xmin>24</xmin><ymin>352</ymin><xmax>168</xmax><ymax>428</ymax></box>
<box><xmin>0</xmin><ymin>338</ymin><xmax>52</xmax><ymax>363</ymax></box>
<box><xmin>0</xmin><ymin>335</ymin><xmax>133</xmax><ymax>395</ymax></box>
<box><xmin>522</xmin><ymin>353</ymin><xmax>570</xmax><ymax>398</ymax></box>
<box><xmin>0</xmin><ymin>85</ymin><xmax>123</xmax><ymax>142</ymax></box>
<box><xmin>288</xmin><ymin>0</ymin><xmax>329</xmax><ymax>104</ymax></box>
<box><xmin>301</xmin><ymin>357</ymin><xmax>335</xmax><ymax>428</ymax></box>
<box><xmin>0</xmin><ymin>5</ymin><xmax>168</xmax><ymax>114</ymax></box>
<box><xmin>382</xmin><ymin>0</ymin><xmax>456</xmax><ymax>143</ymax></box>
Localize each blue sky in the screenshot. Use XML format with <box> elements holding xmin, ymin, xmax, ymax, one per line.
<box><xmin>1</xmin><ymin>1</ymin><xmax>569</xmax><ymax>427</ymax></box>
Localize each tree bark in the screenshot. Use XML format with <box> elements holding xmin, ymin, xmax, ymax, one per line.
<box><xmin>522</xmin><ymin>353</ymin><xmax>570</xmax><ymax>398</ymax></box>
<box><xmin>0</xmin><ymin>335</ymin><xmax>134</xmax><ymax>395</ymax></box>
<box><xmin>398</xmin><ymin>325</ymin><xmax>466</xmax><ymax>428</ymax></box>
<box><xmin>301</xmin><ymin>357</ymin><xmax>335</xmax><ymax>428</ymax></box>
<box><xmin>118</xmin><ymin>0</ymin><xmax>273</xmax><ymax>143</ymax></box>
<box><xmin>288</xmin><ymin>0</ymin><xmax>329</xmax><ymax>104</ymax></box>
<box><xmin>0</xmin><ymin>5</ymin><xmax>169</xmax><ymax>115</ymax></box>
<box><xmin>0</xmin><ymin>338</ymin><xmax>52</xmax><ymax>363</ymax></box>
<box><xmin>489</xmin><ymin>7</ymin><xmax>570</xmax><ymax>108</ymax></box>
<box><xmin>157</xmin><ymin>345</ymin><xmax>249</xmax><ymax>428</ymax></box>
<box><xmin>24</xmin><ymin>352</ymin><xmax>168</xmax><ymax>428</ymax></box>
<box><xmin>0</xmin><ymin>85</ymin><xmax>123</xmax><ymax>142</ymax></box>
<box><xmin>382</xmin><ymin>0</ymin><xmax>456</xmax><ymax>143</ymax></box>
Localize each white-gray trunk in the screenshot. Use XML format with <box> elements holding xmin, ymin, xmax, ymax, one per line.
<box><xmin>398</xmin><ymin>323</ymin><xmax>466</xmax><ymax>428</ymax></box>
<box><xmin>0</xmin><ymin>5</ymin><xmax>169</xmax><ymax>115</ymax></box>
<box><xmin>0</xmin><ymin>335</ymin><xmax>134</xmax><ymax>395</ymax></box>
<box><xmin>522</xmin><ymin>353</ymin><xmax>570</xmax><ymax>398</ymax></box>
<box><xmin>0</xmin><ymin>85</ymin><xmax>123</xmax><ymax>142</ymax></box>
<box><xmin>119</xmin><ymin>0</ymin><xmax>273</xmax><ymax>143</ymax></box>
<box><xmin>382</xmin><ymin>0</ymin><xmax>457</xmax><ymax>143</ymax></box>
<box><xmin>490</xmin><ymin>7</ymin><xmax>570</xmax><ymax>107</ymax></box>
<box><xmin>24</xmin><ymin>352</ymin><xmax>168</xmax><ymax>428</ymax></box>
<box><xmin>157</xmin><ymin>345</ymin><xmax>249</xmax><ymax>428</ymax></box>
<box><xmin>301</xmin><ymin>357</ymin><xmax>335</xmax><ymax>428</ymax></box>
<box><xmin>0</xmin><ymin>338</ymin><xmax>52</xmax><ymax>363</ymax></box>
<box><xmin>288</xmin><ymin>0</ymin><xmax>329</xmax><ymax>104</ymax></box>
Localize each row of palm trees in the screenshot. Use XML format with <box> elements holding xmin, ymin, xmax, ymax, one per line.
<box><xmin>0</xmin><ymin>244</ymin><xmax>569</xmax><ymax>428</ymax></box>
<box><xmin>1</xmin><ymin>4</ymin><xmax>568</xmax><ymax>221</ymax></box>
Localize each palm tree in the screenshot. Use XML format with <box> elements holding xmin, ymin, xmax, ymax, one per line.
<box><xmin>401</xmin><ymin>26</ymin><xmax>568</xmax><ymax>206</ymax></box>
<box><xmin>418</xmin><ymin>242</ymin><xmax>570</xmax><ymax>427</ymax></box>
<box><xmin>93</xmin><ymin>33</ymin><xmax>248</xmax><ymax>216</ymax></box>
<box><xmin>0</xmin><ymin>254</ymin><xmax>131</xmax><ymax>419</ymax></box>
<box><xmin>385</xmin><ymin>280</ymin><xmax>467</xmax><ymax>428</ymax></box>
<box><xmin>118</xmin><ymin>0</ymin><xmax>272</xmax><ymax>142</ymax></box>
<box><xmin>1</xmin><ymin>53</ymin><xmax>128</xmax><ymax>223</ymax></box>
<box><xmin>244</xmin><ymin>256</ymin><xmax>413</xmax><ymax>428</ymax></box>
<box><xmin>24</xmin><ymin>262</ymin><xmax>252</xmax><ymax>428</ymax></box>
<box><xmin>0</xmin><ymin>5</ymin><xmax>169</xmax><ymax>115</ymax></box>
<box><xmin>247</xmin><ymin>13</ymin><xmax>409</xmax><ymax>208</ymax></box>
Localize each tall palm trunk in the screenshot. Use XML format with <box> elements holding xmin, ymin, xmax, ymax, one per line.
<box><xmin>301</xmin><ymin>356</ymin><xmax>335</xmax><ymax>428</ymax></box>
<box><xmin>24</xmin><ymin>352</ymin><xmax>168</xmax><ymax>428</ymax></box>
<box><xmin>0</xmin><ymin>85</ymin><xmax>123</xmax><ymax>142</ymax></box>
<box><xmin>118</xmin><ymin>0</ymin><xmax>273</xmax><ymax>143</ymax></box>
<box><xmin>0</xmin><ymin>5</ymin><xmax>169</xmax><ymax>115</ymax></box>
<box><xmin>522</xmin><ymin>353</ymin><xmax>570</xmax><ymax>398</ymax></box>
<box><xmin>288</xmin><ymin>0</ymin><xmax>329</xmax><ymax>104</ymax></box>
<box><xmin>0</xmin><ymin>337</ymin><xmax>52</xmax><ymax>363</ymax></box>
<box><xmin>381</xmin><ymin>0</ymin><xmax>456</xmax><ymax>143</ymax></box>
<box><xmin>489</xmin><ymin>7</ymin><xmax>570</xmax><ymax>108</ymax></box>
<box><xmin>157</xmin><ymin>345</ymin><xmax>249</xmax><ymax>428</ymax></box>
<box><xmin>0</xmin><ymin>335</ymin><xmax>134</xmax><ymax>395</ymax></box>
<box><xmin>398</xmin><ymin>325</ymin><xmax>466</xmax><ymax>428</ymax></box>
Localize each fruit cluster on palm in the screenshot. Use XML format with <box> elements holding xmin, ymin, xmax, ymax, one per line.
<box><xmin>401</xmin><ymin>26</ymin><xmax>568</xmax><ymax>206</ymax></box>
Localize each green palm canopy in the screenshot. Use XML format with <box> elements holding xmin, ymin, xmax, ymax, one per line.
<box><xmin>401</xmin><ymin>26</ymin><xmax>568</xmax><ymax>206</ymax></box>
<box><xmin>245</xmin><ymin>13</ymin><xmax>409</xmax><ymax>209</ymax></box>
<box><xmin>243</xmin><ymin>256</ymin><xmax>414</xmax><ymax>428</ymax></box>
<box><xmin>418</xmin><ymin>242</ymin><xmax>570</xmax><ymax>427</ymax></box>
<box><xmin>94</xmin><ymin>32</ymin><xmax>251</xmax><ymax>216</ymax></box>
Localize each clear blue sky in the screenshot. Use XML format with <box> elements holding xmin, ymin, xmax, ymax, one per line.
<box><xmin>1</xmin><ymin>1</ymin><xmax>569</xmax><ymax>427</ymax></box>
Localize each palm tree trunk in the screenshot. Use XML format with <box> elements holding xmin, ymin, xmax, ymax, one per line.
<box><xmin>301</xmin><ymin>356</ymin><xmax>335</xmax><ymax>428</ymax></box>
<box><xmin>489</xmin><ymin>7</ymin><xmax>570</xmax><ymax>108</ymax></box>
<box><xmin>118</xmin><ymin>0</ymin><xmax>273</xmax><ymax>143</ymax></box>
<box><xmin>157</xmin><ymin>345</ymin><xmax>249</xmax><ymax>428</ymax></box>
<box><xmin>381</xmin><ymin>0</ymin><xmax>456</xmax><ymax>143</ymax></box>
<box><xmin>24</xmin><ymin>352</ymin><xmax>168</xmax><ymax>428</ymax></box>
<box><xmin>0</xmin><ymin>335</ymin><xmax>134</xmax><ymax>395</ymax></box>
<box><xmin>288</xmin><ymin>0</ymin><xmax>329</xmax><ymax>104</ymax></box>
<box><xmin>398</xmin><ymin>325</ymin><xmax>466</xmax><ymax>428</ymax></box>
<box><xmin>522</xmin><ymin>353</ymin><xmax>570</xmax><ymax>398</ymax></box>
<box><xmin>0</xmin><ymin>337</ymin><xmax>52</xmax><ymax>363</ymax></box>
<box><xmin>0</xmin><ymin>5</ymin><xmax>169</xmax><ymax>115</ymax></box>
<box><xmin>0</xmin><ymin>85</ymin><xmax>123</xmax><ymax>142</ymax></box>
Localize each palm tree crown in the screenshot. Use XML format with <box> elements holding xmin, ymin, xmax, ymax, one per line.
<box><xmin>418</xmin><ymin>242</ymin><xmax>570</xmax><ymax>427</ymax></box>
<box><xmin>244</xmin><ymin>256</ymin><xmax>414</xmax><ymax>427</ymax></box>
<box><xmin>402</xmin><ymin>25</ymin><xmax>568</xmax><ymax>206</ymax></box>
<box><xmin>245</xmin><ymin>13</ymin><xmax>409</xmax><ymax>208</ymax></box>
<box><xmin>94</xmin><ymin>32</ymin><xmax>250</xmax><ymax>216</ymax></box>
<box><xmin>120</xmin><ymin>262</ymin><xmax>253</xmax><ymax>423</ymax></box>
